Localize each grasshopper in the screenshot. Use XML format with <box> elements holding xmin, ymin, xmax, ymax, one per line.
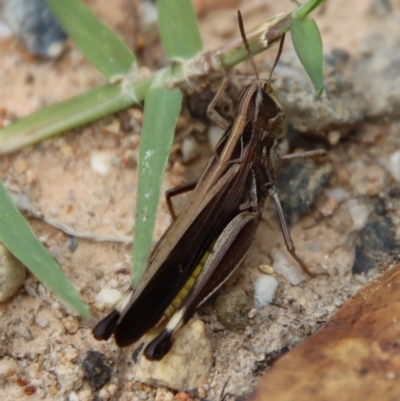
<box><xmin>93</xmin><ymin>11</ymin><xmax>326</xmax><ymax>361</ymax></box>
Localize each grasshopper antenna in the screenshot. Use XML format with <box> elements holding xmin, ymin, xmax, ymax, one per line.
<box><xmin>237</xmin><ymin>10</ymin><xmax>259</xmax><ymax>81</ymax></box>
<box><xmin>268</xmin><ymin>33</ymin><xmax>285</xmax><ymax>87</ymax></box>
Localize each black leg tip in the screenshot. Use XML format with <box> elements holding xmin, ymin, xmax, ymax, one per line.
<box><xmin>92</xmin><ymin>310</ymin><xmax>120</xmax><ymax>341</ymax></box>
<box><xmin>144</xmin><ymin>330</ymin><xmax>173</xmax><ymax>361</ymax></box>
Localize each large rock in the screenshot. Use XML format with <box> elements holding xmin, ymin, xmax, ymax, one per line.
<box><xmin>135</xmin><ymin>319</ymin><xmax>212</xmax><ymax>391</ymax></box>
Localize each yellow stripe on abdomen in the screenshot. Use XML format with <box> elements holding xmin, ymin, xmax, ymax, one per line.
<box><xmin>156</xmin><ymin>247</ymin><xmax>212</xmax><ymax>327</ymax></box>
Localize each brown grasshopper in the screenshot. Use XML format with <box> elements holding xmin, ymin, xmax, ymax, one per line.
<box><xmin>93</xmin><ymin>11</ymin><xmax>326</xmax><ymax>360</ymax></box>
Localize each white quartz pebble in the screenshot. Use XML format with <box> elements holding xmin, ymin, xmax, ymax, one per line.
<box><xmin>254</xmin><ymin>276</ymin><xmax>279</xmax><ymax>308</ymax></box>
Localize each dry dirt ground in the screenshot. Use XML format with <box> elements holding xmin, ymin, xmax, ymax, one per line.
<box><xmin>1</xmin><ymin>0</ymin><xmax>400</xmax><ymax>400</ymax></box>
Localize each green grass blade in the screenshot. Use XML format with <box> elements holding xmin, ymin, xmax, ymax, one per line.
<box><xmin>291</xmin><ymin>17</ymin><xmax>324</xmax><ymax>96</ymax></box>
<box><xmin>0</xmin><ymin>182</ymin><xmax>89</xmax><ymax>316</ymax></box>
<box><xmin>0</xmin><ymin>77</ymin><xmax>152</xmax><ymax>154</ymax></box>
<box><xmin>132</xmin><ymin>84</ymin><xmax>182</xmax><ymax>285</ymax></box>
<box><xmin>292</xmin><ymin>0</ymin><xmax>327</xmax><ymax>20</ymax></box>
<box><xmin>132</xmin><ymin>0</ymin><xmax>200</xmax><ymax>284</ymax></box>
<box><xmin>157</xmin><ymin>0</ymin><xmax>202</xmax><ymax>59</ymax></box>
<box><xmin>46</xmin><ymin>0</ymin><xmax>136</xmax><ymax>79</ymax></box>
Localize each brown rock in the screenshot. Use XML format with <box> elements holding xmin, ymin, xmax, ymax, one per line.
<box><xmin>250</xmin><ymin>264</ymin><xmax>400</xmax><ymax>401</ymax></box>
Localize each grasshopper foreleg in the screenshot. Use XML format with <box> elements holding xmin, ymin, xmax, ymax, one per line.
<box><xmin>207</xmin><ymin>77</ymin><xmax>231</xmax><ymax>131</ymax></box>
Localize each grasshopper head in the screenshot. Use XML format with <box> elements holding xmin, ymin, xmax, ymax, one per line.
<box><xmin>235</xmin><ymin>80</ymin><xmax>286</xmax><ymax>167</ymax></box>
<box><xmin>236</xmin><ymin>9</ymin><xmax>286</xmax><ymax>146</ymax></box>
<box><xmin>253</xmin><ymin>80</ymin><xmax>286</xmax><ymax>143</ymax></box>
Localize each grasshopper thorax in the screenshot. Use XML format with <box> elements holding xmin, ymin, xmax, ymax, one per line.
<box><xmin>234</xmin><ymin>79</ymin><xmax>286</xmax><ymax>168</ymax></box>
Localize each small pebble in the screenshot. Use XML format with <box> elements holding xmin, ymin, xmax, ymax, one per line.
<box><xmin>366</xmin><ymin>182</ymin><xmax>383</xmax><ymax>196</ymax></box>
<box><xmin>54</xmin><ymin>362</ymin><xmax>82</xmax><ymax>392</ymax></box>
<box><xmin>326</xmin><ymin>305</ymin><xmax>336</xmax><ymax>313</ymax></box>
<box><xmin>347</xmin><ymin>200</ymin><xmax>370</xmax><ymax>230</ymax></box>
<box><xmin>99</xmin><ymin>388</ymin><xmax>111</xmax><ymax>400</ymax></box>
<box><xmin>181</xmin><ymin>136</ymin><xmax>200</xmax><ymax>163</ymax></box>
<box><xmin>327</xmin><ymin>130</ymin><xmax>341</xmax><ymax>145</ymax></box>
<box><xmin>137</xmin><ymin>0</ymin><xmax>159</xmax><ymax>44</ymax></box>
<box><xmin>103</xmin><ymin>120</ymin><xmax>120</xmax><ymax>135</ymax></box>
<box><xmin>325</xmin><ymin>187</ymin><xmax>350</xmax><ymax>202</ymax></box>
<box><xmin>51</xmin><ymin>303</ymin><xmax>63</xmax><ymax>319</ymax></box>
<box><xmin>24</xmin><ymin>282</ymin><xmax>38</xmax><ymax>298</ymax></box>
<box><xmin>254</xmin><ymin>276</ymin><xmax>279</xmax><ymax>308</ymax></box>
<box><xmin>0</xmin><ymin>359</ymin><xmax>17</xmax><ymax>382</ymax></box>
<box><xmin>66</xmin><ymin>236</ymin><xmax>79</xmax><ymax>253</ymax></box>
<box><xmin>68</xmin><ymin>391</ymin><xmax>79</xmax><ymax>401</ymax></box>
<box><xmin>108</xmin><ymin>279</ymin><xmax>119</xmax><ymax>289</ymax></box>
<box><xmin>248</xmin><ymin>308</ymin><xmax>257</xmax><ymax>319</ymax></box>
<box><xmin>28</xmin><ymin>363</ymin><xmax>40</xmax><ymax>379</ymax></box>
<box><xmin>95</xmin><ymin>288</ymin><xmax>122</xmax><ymax>307</ymax></box>
<box><xmin>64</xmin><ymin>349</ymin><xmax>79</xmax><ymax>363</ymax></box>
<box><xmin>92</xmin><ymin>268</ymin><xmax>104</xmax><ymax>279</ymax></box>
<box><xmin>0</xmin><ymin>243</ymin><xmax>26</xmax><ymax>302</ymax></box>
<box><xmin>49</xmin><ymin>384</ymin><xmax>59</xmax><ymax>396</ymax></box>
<box><xmin>62</xmin><ymin>317</ymin><xmax>79</xmax><ymax>334</ymax></box>
<box><xmin>211</xmin><ymin>321</ymin><xmax>226</xmax><ymax>332</ymax></box>
<box><xmin>24</xmin><ymin>385</ymin><xmax>36</xmax><ymax>395</ymax></box>
<box><xmin>208</xmin><ymin>126</ymin><xmax>224</xmax><ymax>149</ymax></box>
<box><xmin>387</xmin><ymin>151</ymin><xmax>400</xmax><ymax>182</ymax></box>
<box><xmin>155</xmin><ymin>387</ymin><xmax>174</xmax><ymax>401</ymax></box>
<box><xmin>90</xmin><ymin>151</ymin><xmax>114</xmax><ymax>176</ymax></box>
<box><xmin>258</xmin><ymin>264</ymin><xmax>275</xmax><ymax>275</ymax></box>
<box><xmin>35</xmin><ymin>315</ymin><xmax>49</xmax><ymax>328</ymax></box>
<box><xmin>272</xmin><ymin>250</ymin><xmax>307</xmax><ymax>286</ymax></box>
<box><xmin>171</xmin><ymin>161</ymin><xmax>185</xmax><ymax>176</ymax></box>
<box><xmin>319</xmin><ymin>197</ymin><xmax>338</xmax><ymax>217</ymax></box>
<box><xmin>387</xmin><ymin>371</ymin><xmax>396</xmax><ymax>380</ymax></box>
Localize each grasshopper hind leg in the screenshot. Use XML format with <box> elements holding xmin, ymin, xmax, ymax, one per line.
<box><xmin>92</xmin><ymin>309</ymin><xmax>121</xmax><ymax>341</ymax></box>
<box><xmin>144</xmin><ymin>311</ymin><xmax>183</xmax><ymax>361</ymax></box>
<box><xmin>145</xmin><ymin>330</ymin><xmax>173</xmax><ymax>361</ymax></box>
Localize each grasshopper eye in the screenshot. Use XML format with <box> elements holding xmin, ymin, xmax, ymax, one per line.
<box><xmin>263</xmin><ymin>82</ymin><xmax>271</xmax><ymax>92</ymax></box>
<box><xmin>256</xmin><ymin>89</ymin><xmax>279</xmax><ymax>119</ymax></box>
